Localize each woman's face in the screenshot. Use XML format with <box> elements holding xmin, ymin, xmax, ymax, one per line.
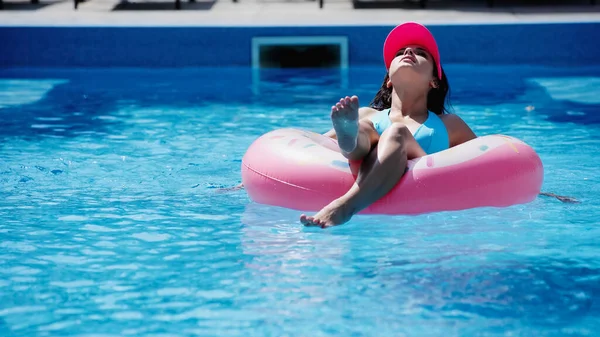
<box><xmin>388</xmin><ymin>44</ymin><xmax>436</xmax><ymax>89</ymax></box>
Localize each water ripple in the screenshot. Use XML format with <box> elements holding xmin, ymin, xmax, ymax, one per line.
<box><xmin>0</xmin><ymin>66</ymin><xmax>599</xmax><ymax>337</ymax></box>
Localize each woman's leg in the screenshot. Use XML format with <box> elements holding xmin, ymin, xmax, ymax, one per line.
<box><xmin>300</xmin><ymin>123</ymin><xmax>427</xmax><ymax>228</ymax></box>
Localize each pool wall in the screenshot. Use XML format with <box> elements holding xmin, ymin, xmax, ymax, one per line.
<box><xmin>1</xmin><ymin>22</ymin><xmax>599</xmax><ymax>68</ymax></box>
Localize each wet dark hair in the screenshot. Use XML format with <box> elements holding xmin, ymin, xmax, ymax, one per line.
<box><xmin>369</xmin><ymin>64</ymin><xmax>451</xmax><ymax>115</ymax></box>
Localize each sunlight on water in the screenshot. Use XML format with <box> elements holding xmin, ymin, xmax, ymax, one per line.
<box><xmin>0</xmin><ymin>79</ymin><xmax>68</xmax><ymax>108</ymax></box>
<box><xmin>0</xmin><ymin>66</ymin><xmax>599</xmax><ymax>337</ymax></box>
<box><xmin>529</xmin><ymin>77</ymin><xmax>600</xmax><ymax>104</ymax></box>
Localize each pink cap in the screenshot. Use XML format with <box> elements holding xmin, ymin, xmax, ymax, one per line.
<box><xmin>383</xmin><ymin>22</ymin><xmax>442</xmax><ymax>80</ymax></box>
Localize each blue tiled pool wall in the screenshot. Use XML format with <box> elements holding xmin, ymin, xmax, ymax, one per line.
<box><xmin>1</xmin><ymin>22</ymin><xmax>599</xmax><ymax>68</ymax></box>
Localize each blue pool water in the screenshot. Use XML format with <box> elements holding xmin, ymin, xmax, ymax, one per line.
<box><xmin>1</xmin><ymin>65</ymin><xmax>599</xmax><ymax>336</ymax></box>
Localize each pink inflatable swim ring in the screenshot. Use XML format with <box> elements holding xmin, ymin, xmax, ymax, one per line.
<box><xmin>241</xmin><ymin>128</ymin><xmax>544</xmax><ymax>215</ymax></box>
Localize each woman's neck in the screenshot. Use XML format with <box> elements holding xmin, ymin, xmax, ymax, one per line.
<box><xmin>389</xmin><ymin>87</ymin><xmax>429</xmax><ymax>120</ymax></box>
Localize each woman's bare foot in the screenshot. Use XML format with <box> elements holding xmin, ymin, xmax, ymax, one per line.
<box><xmin>299</xmin><ymin>198</ymin><xmax>357</xmax><ymax>228</ymax></box>
<box><xmin>331</xmin><ymin>96</ymin><xmax>360</xmax><ymax>153</ymax></box>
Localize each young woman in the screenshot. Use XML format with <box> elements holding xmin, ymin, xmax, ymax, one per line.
<box><xmin>299</xmin><ymin>22</ymin><xmax>477</xmax><ymax>228</ymax></box>
<box><xmin>224</xmin><ymin>22</ymin><xmax>578</xmax><ymax>224</ymax></box>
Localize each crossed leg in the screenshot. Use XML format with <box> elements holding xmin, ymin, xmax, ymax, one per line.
<box><xmin>300</xmin><ymin>96</ymin><xmax>426</xmax><ymax>228</ymax></box>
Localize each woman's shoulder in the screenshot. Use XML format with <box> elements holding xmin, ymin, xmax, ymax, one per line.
<box><xmin>439</xmin><ymin>113</ymin><xmax>471</xmax><ymax>129</ymax></box>
<box><xmin>439</xmin><ymin>113</ymin><xmax>477</xmax><ymax>146</ymax></box>
<box><xmin>358</xmin><ymin>107</ymin><xmax>383</xmax><ymax>119</ymax></box>
<box><xmin>439</xmin><ymin>112</ymin><xmax>464</xmax><ymax>125</ymax></box>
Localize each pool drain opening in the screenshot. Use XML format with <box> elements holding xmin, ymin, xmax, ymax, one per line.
<box><xmin>252</xmin><ymin>36</ymin><xmax>348</xmax><ymax>69</ymax></box>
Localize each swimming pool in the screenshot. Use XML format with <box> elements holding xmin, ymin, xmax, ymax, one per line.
<box><xmin>1</xmin><ymin>61</ymin><xmax>599</xmax><ymax>336</ymax></box>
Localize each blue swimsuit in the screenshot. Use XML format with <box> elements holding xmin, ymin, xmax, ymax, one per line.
<box><xmin>369</xmin><ymin>109</ymin><xmax>449</xmax><ymax>154</ymax></box>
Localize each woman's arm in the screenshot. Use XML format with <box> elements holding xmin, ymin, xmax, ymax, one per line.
<box><xmin>441</xmin><ymin>113</ymin><xmax>477</xmax><ymax>147</ymax></box>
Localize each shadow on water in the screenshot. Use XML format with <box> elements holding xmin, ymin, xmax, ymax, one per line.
<box><xmin>523</xmin><ymin>77</ymin><xmax>600</xmax><ymax>125</ymax></box>
<box><xmin>380</xmin><ymin>259</ymin><xmax>600</xmax><ymax>328</ymax></box>
<box><xmin>0</xmin><ymin>67</ymin><xmax>364</xmax><ymax>141</ymax></box>
<box><xmin>0</xmin><ymin>68</ymin><xmax>254</xmax><ymax>140</ymax></box>
<box><xmin>253</xmin><ymin>65</ymin><xmax>600</xmax><ymax>129</ymax></box>
<box><xmin>441</xmin><ymin>64</ymin><xmax>600</xmax><ymax>128</ymax></box>
<box><xmin>0</xmin><ymin>79</ymin><xmax>121</xmax><ymax>139</ymax></box>
<box><xmin>0</xmin><ymin>65</ymin><xmax>599</xmax><ymax>142</ymax></box>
